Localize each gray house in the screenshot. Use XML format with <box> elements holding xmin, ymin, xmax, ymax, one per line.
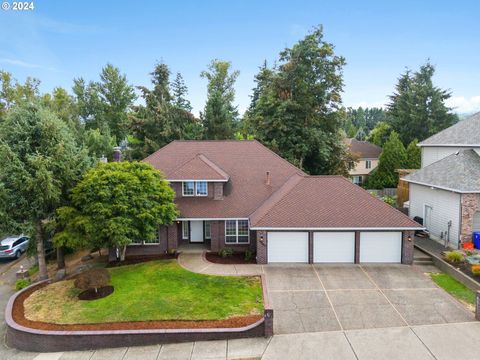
<box><xmin>402</xmin><ymin>112</ymin><xmax>480</xmax><ymax>248</ymax></box>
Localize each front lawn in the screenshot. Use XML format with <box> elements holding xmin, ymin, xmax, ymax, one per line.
<box><xmin>429</xmin><ymin>272</ymin><xmax>476</xmax><ymax>305</ymax></box>
<box><xmin>24</xmin><ymin>260</ymin><xmax>263</xmax><ymax>324</ymax></box>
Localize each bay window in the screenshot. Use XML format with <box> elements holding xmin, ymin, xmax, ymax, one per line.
<box><xmin>225</xmin><ymin>220</ymin><xmax>249</xmax><ymax>244</ymax></box>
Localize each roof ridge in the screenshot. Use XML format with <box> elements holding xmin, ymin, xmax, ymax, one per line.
<box><xmin>249</xmin><ymin>173</ymin><xmax>305</xmax><ymax>226</ymax></box>
<box><xmin>196</xmin><ymin>154</ymin><xmax>230</xmax><ymax>180</ymax></box>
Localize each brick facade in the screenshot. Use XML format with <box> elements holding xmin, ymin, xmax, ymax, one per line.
<box><xmin>460</xmin><ymin>193</ymin><xmax>480</xmax><ymax>244</ymax></box>
<box><xmin>256</xmin><ymin>230</ymin><xmax>267</xmax><ymax>264</ymax></box>
<box><xmin>402</xmin><ymin>230</ymin><xmax>414</xmax><ymax>265</ymax></box>
<box><xmin>213</xmin><ymin>182</ymin><xmax>224</xmax><ymax>200</ymax></box>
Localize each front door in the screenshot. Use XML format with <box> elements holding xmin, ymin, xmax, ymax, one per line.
<box><xmin>190</xmin><ymin>221</ymin><xmax>204</xmax><ymax>243</ymax></box>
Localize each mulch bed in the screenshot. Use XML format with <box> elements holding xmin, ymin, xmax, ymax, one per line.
<box><xmin>12</xmin><ymin>282</ymin><xmax>262</xmax><ymax>331</ymax></box>
<box><xmin>78</xmin><ymin>286</ymin><xmax>114</xmax><ymax>300</ymax></box>
<box><xmin>107</xmin><ymin>253</ymin><xmax>178</xmax><ymax>267</ymax></box>
<box><xmin>446</xmin><ymin>259</ymin><xmax>480</xmax><ymax>282</ymax></box>
<box><xmin>206</xmin><ymin>252</ymin><xmax>256</xmax><ymax>265</ymax></box>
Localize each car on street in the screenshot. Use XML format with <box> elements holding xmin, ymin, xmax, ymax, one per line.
<box><xmin>0</xmin><ymin>235</ymin><xmax>29</xmax><ymax>259</ymax></box>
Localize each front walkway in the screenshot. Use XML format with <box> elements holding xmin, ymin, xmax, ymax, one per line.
<box><xmin>178</xmin><ymin>252</ymin><xmax>264</xmax><ymax>276</ymax></box>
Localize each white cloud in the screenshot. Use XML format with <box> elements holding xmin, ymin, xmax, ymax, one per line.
<box><xmin>0</xmin><ymin>58</ymin><xmax>58</xmax><ymax>72</ymax></box>
<box><xmin>445</xmin><ymin>96</ymin><xmax>480</xmax><ymax>114</ymax></box>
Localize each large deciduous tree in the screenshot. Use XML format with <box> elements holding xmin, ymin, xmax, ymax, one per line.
<box><xmin>387</xmin><ymin>62</ymin><xmax>458</xmax><ymax>145</ymax></box>
<box><xmin>0</xmin><ymin>103</ymin><xmax>92</xmax><ymax>279</ymax></box>
<box><xmin>367</xmin><ymin>121</ymin><xmax>393</xmax><ymax>147</ymax></box>
<box><xmin>54</xmin><ymin>162</ymin><xmax>178</xmax><ymax>261</ymax></box>
<box><xmin>200</xmin><ymin>60</ymin><xmax>239</xmax><ymax>140</ymax></box>
<box><xmin>245</xmin><ymin>26</ymin><xmax>347</xmax><ymax>175</ymax></box>
<box><xmin>129</xmin><ymin>63</ymin><xmax>202</xmax><ymax>159</ymax></box>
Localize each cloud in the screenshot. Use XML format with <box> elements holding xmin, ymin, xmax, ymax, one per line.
<box><xmin>445</xmin><ymin>96</ymin><xmax>480</xmax><ymax>114</ymax></box>
<box><xmin>0</xmin><ymin>58</ymin><xmax>58</xmax><ymax>72</ymax></box>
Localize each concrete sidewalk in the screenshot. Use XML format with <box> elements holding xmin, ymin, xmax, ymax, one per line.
<box><xmin>178</xmin><ymin>252</ymin><xmax>264</xmax><ymax>276</ymax></box>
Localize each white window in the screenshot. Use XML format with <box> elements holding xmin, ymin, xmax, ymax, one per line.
<box><xmin>352</xmin><ymin>176</ymin><xmax>362</xmax><ymax>185</ymax></box>
<box><xmin>204</xmin><ymin>221</ymin><xmax>211</xmax><ymax>239</ymax></box>
<box><xmin>366</xmin><ymin>160</ymin><xmax>372</xmax><ymax>169</ymax></box>
<box><xmin>182</xmin><ymin>221</ymin><xmax>189</xmax><ymax>239</ymax></box>
<box><xmin>225</xmin><ymin>220</ymin><xmax>249</xmax><ymax>244</ymax></box>
<box><xmin>196</xmin><ymin>181</ymin><xmax>208</xmax><ymax>196</ymax></box>
<box><xmin>182</xmin><ymin>182</ymin><xmax>194</xmax><ymax>196</ymax></box>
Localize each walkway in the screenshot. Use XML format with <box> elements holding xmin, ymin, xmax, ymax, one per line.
<box><xmin>178</xmin><ymin>252</ymin><xmax>264</xmax><ymax>276</ymax></box>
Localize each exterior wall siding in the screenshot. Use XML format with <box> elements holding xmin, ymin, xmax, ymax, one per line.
<box><xmin>421</xmin><ymin>146</ymin><xmax>475</xmax><ymax>168</ymax></box>
<box><xmin>349</xmin><ymin>158</ymin><xmax>379</xmax><ymax>176</ymax></box>
<box><xmin>409</xmin><ymin>183</ymin><xmax>461</xmax><ymax>247</ymax></box>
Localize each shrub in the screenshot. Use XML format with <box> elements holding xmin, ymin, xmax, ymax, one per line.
<box><xmin>472</xmin><ymin>265</ymin><xmax>480</xmax><ymax>276</ymax></box>
<box><xmin>74</xmin><ymin>268</ymin><xmax>110</xmax><ymax>293</ymax></box>
<box><xmin>445</xmin><ymin>251</ymin><xmax>464</xmax><ymax>263</ymax></box>
<box><xmin>244</xmin><ymin>249</ymin><xmax>255</xmax><ymax>262</ymax></box>
<box><xmin>15</xmin><ymin>279</ymin><xmax>31</xmax><ymax>291</ymax></box>
<box><xmin>167</xmin><ymin>248</ymin><xmax>177</xmax><ymax>255</ymax></box>
<box><xmin>219</xmin><ymin>248</ymin><xmax>234</xmax><ymax>258</ymax></box>
<box><xmin>382</xmin><ymin>195</ymin><xmax>397</xmax><ymax>207</ymax></box>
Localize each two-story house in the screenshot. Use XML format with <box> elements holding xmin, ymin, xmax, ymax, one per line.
<box><xmin>402</xmin><ymin>112</ymin><xmax>480</xmax><ymax>248</ymax></box>
<box><xmin>124</xmin><ymin>140</ymin><xmax>421</xmax><ymax>264</ymax></box>
<box><xmin>345</xmin><ymin>138</ymin><xmax>382</xmax><ymax>185</ymax></box>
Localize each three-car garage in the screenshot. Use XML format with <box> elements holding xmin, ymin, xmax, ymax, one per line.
<box><xmin>266</xmin><ymin>231</ymin><xmax>403</xmax><ymax>264</ymax></box>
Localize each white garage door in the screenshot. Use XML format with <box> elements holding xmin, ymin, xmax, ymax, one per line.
<box><xmin>360</xmin><ymin>232</ymin><xmax>402</xmax><ymax>263</ymax></box>
<box><xmin>268</xmin><ymin>232</ymin><xmax>308</xmax><ymax>263</ymax></box>
<box><xmin>314</xmin><ymin>232</ymin><xmax>355</xmax><ymax>263</ymax></box>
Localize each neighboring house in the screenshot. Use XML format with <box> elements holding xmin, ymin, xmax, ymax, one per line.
<box><xmin>345</xmin><ymin>138</ymin><xmax>382</xmax><ymax>185</ymax></box>
<box><xmin>121</xmin><ymin>140</ymin><xmax>421</xmax><ymax>264</ymax></box>
<box><xmin>402</xmin><ymin>112</ymin><xmax>480</xmax><ymax>248</ymax></box>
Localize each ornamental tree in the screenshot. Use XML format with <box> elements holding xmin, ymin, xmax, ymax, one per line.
<box><xmin>54</xmin><ymin>161</ymin><xmax>178</xmax><ymax>260</ymax></box>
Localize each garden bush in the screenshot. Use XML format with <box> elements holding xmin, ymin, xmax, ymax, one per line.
<box><xmin>445</xmin><ymin>251</ymin><xmax>464</xmax><ymax>263</ymax></box>
<box><xmin>472</xmin><ymin>265</ymin><xmax>480</xmax><ymax>276</ymax></box>
<box><xmin>74</xmin><ymin>268</ymin><xmax>110</xmax><ymax>293</ymax></box>
<box><xmin>219</xmin><ymin>248</ymin><xmax>234</xmax><ymax>258</ymax></box>
<box><xmin>244</xmin><ymin>249</ymin><xmax>255</xmax><ymax>261</ymax></box>
<box><xmin>15</xmin><ymin>278</ymin><xmax>31</xmax><ymax>291</ymax></box>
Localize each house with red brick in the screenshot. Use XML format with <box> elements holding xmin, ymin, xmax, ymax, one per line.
<box><xmin>126</xmin><ymin>140</ymin><xmax>421</xmax><ymax>264</ymax></box>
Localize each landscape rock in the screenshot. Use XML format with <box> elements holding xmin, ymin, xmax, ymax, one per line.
<box><xmin>54</xmin><ymin>269</ymin><xmax>66</xmax><ymax>281</ymax></box>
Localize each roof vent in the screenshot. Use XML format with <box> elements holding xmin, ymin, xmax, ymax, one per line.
<box><xmin>455</xmin><ymin>151</ymin><xmax>460</xmax><ymax>155</ymax></box>
<box><xmin>266</xmin><ymin>171</ymin><xmax>271</xmax><ymax>186</ymax></box>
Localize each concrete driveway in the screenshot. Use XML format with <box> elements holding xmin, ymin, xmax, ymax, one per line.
<box><xmin>264</xmin><ymin>264</ymin><xmax>474</xmax><ymax>334</ymax></box>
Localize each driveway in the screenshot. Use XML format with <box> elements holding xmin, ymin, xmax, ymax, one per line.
<box><xmin>264</xmin><ymin>264</ymin><xmax>474</xmax><ymax>334</ymax></box>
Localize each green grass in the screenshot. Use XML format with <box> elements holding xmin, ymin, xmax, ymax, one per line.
<box><xmin>430</xmin><ymin>272</ymin><xmax>476</xmax><ymax>305</ymax></box>
<box><xmin>28</xmin><ymin>264</ymin><xmax>39</xmax><ymax>276</ymax></box>
<box><xmin>24</xmin><ymin>260</ymin><xmax>264</xmax><ymax>324</ymax></box>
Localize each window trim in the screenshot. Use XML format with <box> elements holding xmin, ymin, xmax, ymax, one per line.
<box><xmin>182</xmin><ymin>181</ymin><xmax>195</xmax><ymax>196</ymax></box>
<box><xmin>182</xmin><ymin>221</ymin><xmax>189</xmax><ymax>240</ymax></box>
<box><xmin>195</xmin><ymin>181</ymin><xmax>208</xmax><ymax>196</ymax></box>
<box><xmin>204</xmin><ymin>221</ymin><xmax>211</xmax><ymax>239</ymax></box>
<box><xmin>224</xmin><ymin>219</ymin><xmax>250</xmax><ymax>244</ymax></box>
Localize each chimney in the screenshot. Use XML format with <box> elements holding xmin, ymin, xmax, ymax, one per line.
<box><xmin>266</xmin><ymin>171</ymin><xmax>271</xmax><ymax>186</ymax></box>
<box><xmin>113</xmin><ymin>147</ymin><xmax>122</xmax><ymax>162</ymax></box>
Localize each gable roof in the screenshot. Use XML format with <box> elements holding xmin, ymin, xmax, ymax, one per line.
<box><xmin>345</xmin><ymin>138</ymin><xmax>382</xmax><ymax>159</ymax></box>
<box><xmin>419</xmin><ymin>112</ymin><xmax>480</xmax><ymax>147</ymax></box>
<box><xmin>144</xmin><ymin>140</ymin><xmax>305</xmax><ymax>218</ymax></box>
<box><xmin>250</xmin><ymin>175</ymin><xmax>422</xmax><ymax>229</ymax></box>
<box><xmin>167</xmin><ymin>154</ymin><xmax>230</xmax><ymax>181</ymax></box>
<box><xmin>402</xmin><ymin>149</ymin><xmax>480</xmax><ymax>193</ymax></box>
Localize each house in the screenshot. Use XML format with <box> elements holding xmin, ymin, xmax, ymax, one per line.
<box><xmin>127</xmin><ymin>140</ymin><xmax>421</xmax><ymax>264</ymax></box>
<box><xmin>345</xmin><ymin>138</ymin><xmax>382</xmax><ymax>185</ymax></box>
<box><xmin>402</xmin><ymin>112</ymin><xmax>480</xmax><ymax>248</ymax></box>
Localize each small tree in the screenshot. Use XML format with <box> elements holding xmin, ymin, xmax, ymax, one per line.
<box><xmin>55</xmin><ymin>162</ymin><xmax>178</xmax><ymax>260</ymax></box>
<box><xmin>366</xmin><ymin>131</ymin><xmax>406</xmax><ymax>189</ymax></box>
<box><xmin>405</xmin><ymin>139</ymin><xmax>421</xmax><ymax>169</ymax></box>
<box><xmin>74</xmin><ymin>268</ymin><xmax>110</xmax><ymax>293</ymax></box>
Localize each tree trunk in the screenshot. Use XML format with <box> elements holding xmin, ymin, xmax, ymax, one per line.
<box><xmin>56</xmin><ymin>246</ymin><xmax>65</xmax><ymax>270</ymax></box>
<box><xmin>36</xmin><ymin>220</ymin><xmax>48</xmax><ymax>280</ymax></box>
<box><xmin>120</xmin><ymin>245</ymin><xmax>126</xmax><ymax>261</ymax></box>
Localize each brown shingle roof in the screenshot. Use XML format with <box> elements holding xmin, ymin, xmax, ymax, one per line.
<box><xmin>168</xmin><ymin>154</ymin><xmax>230</xmax><ymax>181</ymax></box>
<box><xmin>345</xmin><ymin>138</ymin><xmax>382</xmax><ymax>159</ymax></box>
<box><xmin>144</xmin><ymin>140</ymin><xmax>305</xmax><ymax>218</ymax></box>
<box><xmin>250</xmin><ymin>176</ymin><xmax>421</xmax><ymax>229</ymax></box>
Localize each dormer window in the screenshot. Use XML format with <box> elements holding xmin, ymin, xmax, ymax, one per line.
<box><xmin>182</xmin><ymin>181</ymin><xmax>194</xmax><ymax>196</ymax></box>
<box><xmin>182</xmin><ymin>181</ymin><xmax>208</xmax><ymax>197</ymax></box>
<box><xmin>196</xmin><ymin>181</ymin><xmax>208</xmax><ymax>196</ymax></box>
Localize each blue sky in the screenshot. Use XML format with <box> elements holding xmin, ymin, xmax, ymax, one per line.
<box><xmin>1</xmin><ymin>0</ymin><xmax>479</xmax><ymax>116</ymax></box>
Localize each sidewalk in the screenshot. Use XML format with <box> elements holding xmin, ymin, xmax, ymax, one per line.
<box><xmin>178</xmin><ymin>252</ymin><xmax>264</xmax><ymax>276</ymax></box>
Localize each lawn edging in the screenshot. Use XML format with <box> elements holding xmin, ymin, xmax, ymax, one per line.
<box><xmin>415</xmin><ymin>244</ymin><xmax>480</xmax><ymax>291</ymax></box>
<box><xmin>5</xmin><ymin>276</ymin><xmax>273</xmax><ymax>352</ymax></box>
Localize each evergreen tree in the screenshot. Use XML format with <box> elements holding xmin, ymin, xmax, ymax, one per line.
<box><xmin>247</xmin><ymin>26</ymin><xmax>347</xmax><ymax>175</ymax></box>
<box><xmin>387</xmin><ymin>62</ymin><xmax>458</xmax><ymax>144</ymax></box>
<box><xmin>367</xmin><ymin>121</ymin><xmax>393</xmax><ymax>147</ymax></box>
<box><xmin>171</xmin><ymin>72</ymin><xmax>192</xmax><ymax>112</ymax></box>
<box><xmin>200</xmin><ymin>60</ymin><xmax>239</xmax><ymax>140</ymax></box>
<box><xmin>355</xmin><ymin>127</ymin><xmax>367</xmax><ymax>141</ymax></box>
<box><xmin>405</xmin><ymin>139</ymin><xmax>421</xmax><ymax>169</ymax></box>
<box><xmin>366</xmin><ymin>131</ymin><xmax>406</xmax><ymax>189</ymax></box>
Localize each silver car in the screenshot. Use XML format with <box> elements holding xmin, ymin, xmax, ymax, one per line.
<box><xmin>0</xmin><ymin>235</ymin><xmax>29</xmax><ymax>259</ymax></box>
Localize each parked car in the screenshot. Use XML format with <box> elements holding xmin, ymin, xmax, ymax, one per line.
<box><xmin>0</xmin><ymin>235</ymin><xmax>29</xmax><ymax>259</ymax></box>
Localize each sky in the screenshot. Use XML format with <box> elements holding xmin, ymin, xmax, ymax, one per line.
<box><xmin>1</xmin><ymin>0</ymin><xmax>479</xmax><ymax>116</ymax></box>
